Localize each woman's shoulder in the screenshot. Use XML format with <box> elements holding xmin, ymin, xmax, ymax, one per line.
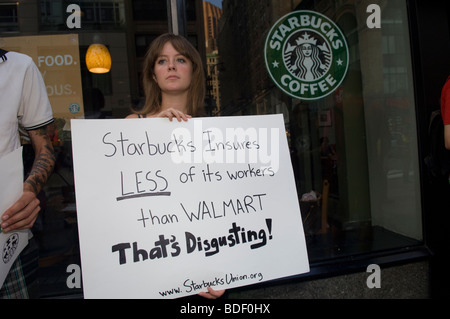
<box><xmin>126</xmin><ymin>113</ymin><xmax>141</xmax><ymax>119</ymax></box>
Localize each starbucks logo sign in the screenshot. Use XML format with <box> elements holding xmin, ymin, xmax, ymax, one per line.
<box><xmin>265</xmin><ymin>10</ymin><xmax>349</xmax><ymax>100</ymax></box>
<box><xmin>2</xmin><ymin>233</ymin><xmax>19</xmax><ymax>264</ymax></box>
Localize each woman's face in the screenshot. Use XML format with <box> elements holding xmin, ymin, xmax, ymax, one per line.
<box><xmin>301</xmin><ymin>44</ymin><xmax>312</xmax><ymax>57</ymax></box>
<box><xmin>153</xmin><ymin>41</ymin><xmax>193</xmax><ymax>95</ymax></box>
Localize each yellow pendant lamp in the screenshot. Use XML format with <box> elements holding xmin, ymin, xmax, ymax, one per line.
<box><xmin>86</xmin><ymin>43</ymin><xmax>111</xmax><ymax>73</ymax></box>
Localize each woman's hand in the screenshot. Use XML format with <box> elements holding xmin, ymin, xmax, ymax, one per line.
<box><xmin>198</xmin><ymin>287</ymin><xmax>226</xmax><ymax>299</ymax></box>
<box><xmin>153</xmin><ymin>108</ymin><xmax>192</xmax><ymax>122</ymax></box>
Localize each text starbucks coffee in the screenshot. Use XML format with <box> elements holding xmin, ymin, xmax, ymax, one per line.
<box><xmin>268</xmin><ymin>14</ymin><xmax>345</xmax><ymax>51</ymax></box>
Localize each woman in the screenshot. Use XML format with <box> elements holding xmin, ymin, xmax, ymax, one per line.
<box><xmin>127</xmin><ymin>33</ymin><xmax>224</xmax><ymax>299</ymax></box>
<box><xmin>294</xmin><ymin>43</ymin><xmax>323</xmax><ymax>81</ymax></box>
<box><xmin>127</xmin><ymin>33</ymin><xmax>206</xmax><ymax>121</ymax></box>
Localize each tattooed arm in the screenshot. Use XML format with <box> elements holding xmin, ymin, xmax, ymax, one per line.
<box><xmin>1</xmin><ymin>123</ymin><xmax>56</xmax><ymax>233</ymax></box>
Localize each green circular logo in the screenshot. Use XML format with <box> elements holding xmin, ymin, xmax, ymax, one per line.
<box><xmin>265</xmin><ymin>10</ymin><xmax>349</xmax><ymax>100</ymax></box>
<box><xmin>69</xmin><ymin>103</ymin><xmax>80</xmax><ymax>114</ymax></box>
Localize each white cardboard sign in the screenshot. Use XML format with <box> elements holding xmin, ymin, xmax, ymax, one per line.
<box><xmin>71</xmin><ymin>114</ymin><xmax>309</xmax><ymax>298</ymax></box>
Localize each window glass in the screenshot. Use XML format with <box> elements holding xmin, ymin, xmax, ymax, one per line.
<box><xmin>0</xmin><ymin>2</ymin><xmax>18</xmax><ymax>32</ymax></box>
<box><xmin>132</xmin><ymin>0</ymin><xmax>167</xmax><ymax>22</ymax></box>
<box><xmin>0</xmin><ymin>0</ymin><xmax>423</xmax><ymax>298</ymax></box>
<box><xmin>216</xmin><ymin>0</ymin><xmax>422</xmax><ymax>264</ymax></box>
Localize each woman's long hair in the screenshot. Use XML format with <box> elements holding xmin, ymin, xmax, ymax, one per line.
<box><xmin>137</xmin><ymin>33</ymin><xmax>206</xmax><ymax>116</ymax></box>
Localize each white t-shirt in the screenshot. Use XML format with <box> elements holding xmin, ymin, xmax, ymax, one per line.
<box><xmin>0</xmin><ymin>51</ymin><xmax>54</xmax><ymax>159</ymax></box>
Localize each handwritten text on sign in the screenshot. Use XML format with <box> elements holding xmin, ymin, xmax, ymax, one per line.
<box><xmin>71</xmin><ymin>114</ymin><xmax>309</xmax><ymax>298</ymax></box>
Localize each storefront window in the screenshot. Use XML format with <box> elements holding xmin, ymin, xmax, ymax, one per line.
<box><xmin>132</xmin><ymin>0</ymin><xmax>167</xmax><ymax>22</ymax></box>
<box><xmin>0</xmin><ymin>0</ymin><xmax>423</xmax><ymax>298</ymax></box>
<box><xmin>218</xmin><ymin>0</ymin><xmax>422</xmax><ymax>265</ymax></box>
<box><xmin>0</xmin><ymin>2</ymin><xmax>18</xmax><ymax>32</ymax></box>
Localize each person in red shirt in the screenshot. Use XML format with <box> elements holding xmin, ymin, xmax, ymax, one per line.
<box><xmin>441</xmin><ymin>76</ymin><xmax>450</xmax><ymax>150</ymax></box>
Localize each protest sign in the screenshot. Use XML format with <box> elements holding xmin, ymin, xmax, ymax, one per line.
<box><xmin>71</xmin><ymin>114</ymin><xmax>309</xmax><ymax>298</ymax></box>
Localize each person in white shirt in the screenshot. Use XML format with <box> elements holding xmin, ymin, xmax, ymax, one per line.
<box><xmin>0</xmin><ymin>49</ymin><xmax>55</xmax><ymax>298</ymax></box>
